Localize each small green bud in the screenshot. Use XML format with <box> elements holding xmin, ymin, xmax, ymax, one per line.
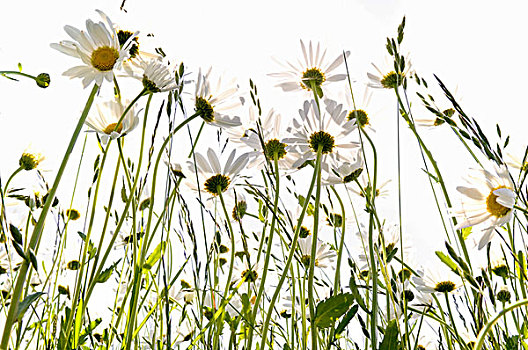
<box><xmin>36</xmin><ymin>73</ymin><xmax>50</xmax><ymax>88</ymax></box>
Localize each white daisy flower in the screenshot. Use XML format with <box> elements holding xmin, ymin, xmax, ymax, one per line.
<box><xmin>506</xmin><ymin>152</ymin><xmax>528</xmax><ymax>172</ymax></box>
<box><xmin>415</xmin><ymin>86</ymin><xmax>460</xmax><ymax>129</ymax></box>
<box><xmin>367</xmin><ymin>55</ymin><xmax>412</xmax><ymax>90</ymax></box>
<box><xmin>84</xmin><ymin>98</ymin><xmax>139</xmax><ymax>145</ymax></box>
<box><xmin>18</xmin><ymin>145</ymin><xmax>45</xmax><ymax>171</ymax></box>
<box><xmin>186</xmin><ymin>148</ymin><xmax>249</xmax><ymax>198</ymax></box>
<box><xmin>269</xmin><ymin>40</ymin><xmax>350</xmax><ymax>96</ymax></box>
<box><xmin>350</xmin><ymin>174</ymin><xmax>391</xmax><ymax>199</ymax></box>
<box><xmin>193</xmin><ymin>67</ymin><xmax>243</xmax><ymax>129</ymax></box>
<box><xmin>321</xmin><ymin>150</ymin><xmax>363</xmax><ymax>186</ymax></box>
<box><xmin>452</xmin><ymin>165</ymin><xmax>516</xmax><ymax>249</ymax></box>
<box><xmin>339</xmin><ymin>87</ymin><xmax>377</xmax><ymax>132</ymax></box>
<box><xmin>50</xmin><ymin>10</ymin><xmax>138</xmax><ymax>88</ymax></box>
<box><xmin>413</xmin><ymin>268</ymin><xmax>462</xmax><ymax>294</ymax></box>
<box><xmin>284</xmin><ymin>99</ymin><xmax>358</xmax><ymax>168</ymax></box>
<box><xmin>239</xmin><ymin>108</ymin><xmax>298</xmax><ymax>170</ymax></box>
<box><xmin>125</xmin><ymin>57</ymin><xmax>178</xmax><ymax>93</ymax></box>
<box><xmin>298</xmin><ymin>235</ymin><xmax>336</xmax><ymax>269</ymax></box>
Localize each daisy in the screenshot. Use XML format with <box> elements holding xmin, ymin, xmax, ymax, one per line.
<box><xmin>297</xmin><ymin>235</ymin><xmax>336</xmax><ymax>269</ymax></box>
<box><xmin>18</xmin><ymin>146</ymin><xmax>45</xmax><ymax>171</ymax></box>
<box><xmin>239</xmin><ymin>108</ymin><xmax>298</xmax><ymax>170</ymax></box>
<box><xmin>506</xmin><ymin>151</ymin><xmax>528</xmax><ymax>172</ymax></box>
<box><xmin>452</xmin><ymin>166</ymin><xmax>516</xmax><ymax>249</ymax></box>
<box><xmin>415</xmin><ymin>86</ymin><xmax>460</xmax><ymax>129</ymax></box>
<box><xmin>414</xmin><ymin>106</ymin><xmax>456</xmax><ymax>128</ymax></box>
<box><xmin>125</xmin><ymin>57</ymin><xmax>179</xmax><ymax>93</ymax></box>
<box><xmin>193</xmin><ymin>67</ymin><xmax>243</xmax><ymax>129</ymax></box>
<box><xmin>350</xmin><ymin>174</ymin><xmax>391</xmax><ymax>199</ymax></box>
<box><xmin>321</xmin><ymin>150</ymin><xmax>363</xmax><ymax>186</ymax></box>
<box><xmin>186</xmin><ymin>148</ymin><xmax>249</xmax><ymax>198</ymax></box>
<box><xmin>50</xmin><ymin>10</ymin><xmax>138</xmax><ymax>88</ymax></box>
<box><xmin>339</xmin><ymin>87</ymin><xmax>377</xmax><ymax>131</ymax></box>
<box><xmin>367</xmin><ymin>55</ymin><xmax>412</xmax><ymax>90</ymax></box>
<box><xmin>84</xmin><ymin>98</ymin><xmax>139</xmax><ymax>145</ymax></box>
<box><xmin>413</xmin><ymin>268</ymin><xmax>462</xmax><ymax>294</ymax></box>
<box><xmin>269</xmin><ymin>40</ymin><xmax>350</xmax><ymax>96</ymax></box>
<box><xmin>283</xmin><ymin>99</ymin><xmax>358</xmax><ymax>168</ymax></box>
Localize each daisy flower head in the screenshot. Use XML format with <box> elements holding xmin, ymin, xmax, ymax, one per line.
<box><xmin>50</xmin><ymin>10</ymin><xmax>138</xmax><ymax>88</ymax></box>
<box><xmin>239</xmin><ymin>108</ymin><xmax>298</xmax><ymax>170</ymax></box>
<box><xmin>125</xmin><ymin>57</ymin><xmax>179</xmax><ymax>93</ymax></box>
<box><xmin>367</xmin><ymin>55</ymin><xmax>412</xmax><ymax>90</ymax></box>
<box><xmin>415</xmin><ymin>87</ymin><xmax>460</xmax><ymax>129</ymax></box>
<box><xmin>193</xmin><ymin>67</ymin><xmax>243</xmax><ymax>129</ymax></box>
<box><xmin>186</xmin><ymin>148</ymin><xmax>249</xmax><ymax>198</ymax></box>
<box><xmin>269</xmin><ymin>40</ymin><xmax>350</xmax><ymax>97</ymax></box>
<box><xmin>18</xmin><ymin>145</ymin><xmax>45</xmax><ymax>171</ymax></box>
<box><xmin>321</xmin><ymin>150</ymin><xmax>363</xmax><ymax>186</ymax></box>
<box><xmin>340</xmin><ymin>87</ymin><xmax>377</xmax><ymax>131</ymax></box>
<box><xmin>284</xmin><ymin>99</ymin><xmax>358</xmax><ymax>168</ymax></box>
<box><xmin>452</xmin><ymin>165</ymin><xmax>516</xmax><ymax>249</ymax></box>
<box><xmin>413</xmin><ymin>268</ymin><xmax>462</xmax><ymax>294</ymax></box>
<box><xmin>506</xmin><ymin>151</ymin><xmax>528</xmax><ymax>173</ymax></box>
<box><xmin>298</xmin><ymin>235</ymin><xmax>336</xmax><ymax>269</ymax></box>
<box><xmin>84</xmin><ymin>98</ymin><xmax>139</xmax><ymax>145</ymax></box>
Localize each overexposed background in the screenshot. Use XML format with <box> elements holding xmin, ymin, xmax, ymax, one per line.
<box><xmin>1</xmin><ymin>0</ymin><xmax>528</xmax><ymax>271</ymax></box>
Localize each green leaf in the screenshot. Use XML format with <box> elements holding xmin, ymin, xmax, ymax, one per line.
<box><xmin>435</xmin><ymin>251</ymin><xmax>458</xmax><ymax>273</ymax></box>
<box><xmin>335</xmin><ymin>304</ymin><xmax>358</xmax><ymax>336</ymax></box>
<box><xmin>379</xmin><ymin>320</ymin><xmax>400</xmax><ymax>350</ymax></box>
<box><xmin>74</xmin><ymin>299</ymin><xmax>83</xmax><ymax>348</ymax></box>
<box><xmin>29</xmin><ymin>249</ymin><xmax>38</xmax><ymax>271</ymax></box>
<box><xmin>314</xmin><ymin>293</ymin><xmax>354</xmax><ymax>329</ymax></box>
<box><xmin>9</xmin><ymin>224</ymin><xmax>23</xmax><ymax>245</ymax></box>
<box><xmin>97</xmin><ymin>266</ymin><xmax>114</xmax><ymax>283</ymax></box>
<box><xmin>16</xmin><ymin>292</ymin><xmax>44</xmax><ymax>321</ymax></box>
<box><xmin>349</xmin><ymin>275</ymin><xmax>368</xmax><ymax>312</ymax></box>
<box><xmin>143</xmin><ymin>241</ymin><xmax>167</xmax><ymax>271</ymax></box>
<box><xmin>12</xmin><ymin>241</ymin><xmax>26</xmax><ymax>261</ymax></box>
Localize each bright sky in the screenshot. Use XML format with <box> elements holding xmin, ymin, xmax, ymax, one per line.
<box><xmin>1</xmin><ymin>0</ymin><xmax>528</xmax><ymax>265</ymax></box>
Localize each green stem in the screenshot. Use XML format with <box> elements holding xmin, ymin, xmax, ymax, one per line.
<box><xmin>246</xmin><ymin>153</ymin><xmax>280</xmax><ymax>350</ymax></box>
<box><xmin>259</xmin><ymin>148</ymin><xmax>322</xmax><ymax>350</ymax></box>
<box><xmin>474</xmin><ymin>299</ymin><xmax>528</xmax><ymax>350</ymax></box>
<box><xmin>308</xmin><ymin>146</ymin><xmax>323</xmax><ymax>350</ymax></box>
<box><xmin>0</xmin><ymin>83</ymin><xmax>99</xmax><ymax>350</ymax></box>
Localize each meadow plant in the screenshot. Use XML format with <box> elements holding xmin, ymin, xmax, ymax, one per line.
<box><xmin>3</xmin><ymin>11</ymin><xmax>528</xmax><ymax>350</ymax></box>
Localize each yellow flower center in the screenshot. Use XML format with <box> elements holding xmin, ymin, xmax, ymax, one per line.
<box><xmin>486</xmin><ymin>186</ymin><xmax>511</xmax><ymax>217</ymax></box>
<box><xmin>91</xmin><ymin>46</ymin><xmax>119</xmax><ymax>72</ymax></box>
<box><xmin>102</xmin><ymin>122</ymin><xmax>123</xmax><ymax>135</ymax></box>
<box><xmin>301</xmin><ymin>67</ymin><xmax>326</xmax><ymax>90</ymax></box>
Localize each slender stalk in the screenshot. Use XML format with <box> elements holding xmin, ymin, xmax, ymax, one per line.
<box><xmin>246</xmin><ymin>152</ymin><xmax>280</xmax><ymax>350</ymax></box>
<box><xmin>308</xmin><ymin>145</ymin><xmax>323</xmax><ymax>350</ymax></box>
<box><xmin>0</xmin><ymin>83</ymin><xmax>99</xmax><ymax>350</ymax></box>
<box><xmin>259</xmin><ymin>148</ymin><xmax>323</xmax><ymax>350</ymax></box>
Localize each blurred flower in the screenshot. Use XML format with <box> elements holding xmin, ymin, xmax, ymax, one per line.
<box><xmin>298</xmin><ymin>235</ymin><xmax>336</xmax><ymax>269</ymax></box>
<box><xmin>367</xmin><ymin>55</ymin><xmax>412</xmax><ymax>89</ymax></box>
<box><xmin>193</xmin><ymin>67</ymin><xmax>243</xmax><ymax>129</ymax></box>
<box><xmin>85</xmin><ymin>98</ymin><xmax>139</xmax><ymax>145</ymax></box>
<box><xmin>51</xmin><ymin>10</ymin><xmax>137</xmax><ymax>88</ymax></box>
<box><xmin>413</xmin><ymin>268</ymin><xmax>462</xmax><ymax>294</ymax></box>
<box><xmin>452</xmin><ymin>166</ymin><xmax>516</xmax><ymax>249</ymax></box>
<box><xmin>269</xmin><ymin>40</ymin><xmax>350</xmax><ymax>96</ymax></box>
